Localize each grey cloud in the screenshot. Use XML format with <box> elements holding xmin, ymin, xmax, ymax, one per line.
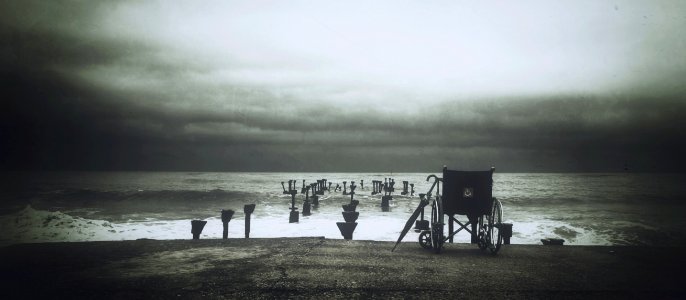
<box><xmin>2</xmin><ymin>0</ymin><xmax>686</xmax><ymax>172</ymax></box>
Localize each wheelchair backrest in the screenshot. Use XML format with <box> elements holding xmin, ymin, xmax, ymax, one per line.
<box><xmin>441</xmin><ymin>167</ymin><xmax>494</xmax><ymax>216</ymax></box>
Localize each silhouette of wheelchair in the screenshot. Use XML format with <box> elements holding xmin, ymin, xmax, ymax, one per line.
<box><xmin>394</xmin><ymin>167</ymin><xmax>503</xmax><ymax>254</ymax></box>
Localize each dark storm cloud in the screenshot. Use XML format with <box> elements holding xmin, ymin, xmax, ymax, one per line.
<box><xmin>2</xmin><ymin>1</ymin><xmax>686</xmax><ymax>172</ymax></box>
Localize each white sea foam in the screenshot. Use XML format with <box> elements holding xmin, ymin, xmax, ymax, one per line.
<box><xmin>0</xmin><ymin>205</ymin><xmax>614</xmax><ymax>247</ymax></box>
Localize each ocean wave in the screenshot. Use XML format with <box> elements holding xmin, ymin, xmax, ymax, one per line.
<box><xmin>43</xmin><ymin>188</ymin><xmax>253</xmax><ymax>202</ymax></box>
<box><xmin>0</xmin><ymin>205</ymin><xmax>119</xmax><ymax>246</ymax></box>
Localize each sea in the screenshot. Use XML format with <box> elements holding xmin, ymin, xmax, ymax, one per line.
<box><xmin>1</xmin><ymin>172</ymin><xmax>685</xmax><ymax>247</ymax></box>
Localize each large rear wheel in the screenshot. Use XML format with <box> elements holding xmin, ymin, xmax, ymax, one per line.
<box><xmin>430</xmin><ymin>197</ymin><xmax>444</xmax><ymax>254</ymax></box>
<box><xmin>487</xmin><ymin>198</ymin><xmax>503</xmax><ymax>254</ymax></box>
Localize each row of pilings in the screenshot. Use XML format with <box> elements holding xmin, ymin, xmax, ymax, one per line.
<box><xmin>284</xmin><ymin>177</ymin><xmax>416</xmax><ymax>240</ymax></box>
<box><xmin>189</xmin><ymin>176</ymin><xmax>414</xmax><ymax>240</ymax></box>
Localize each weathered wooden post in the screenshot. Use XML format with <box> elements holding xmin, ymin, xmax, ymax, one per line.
<box><xmin>281</xmin><ymin>181</ymin><xmax>288</xmax><ymax>194</ymax></box>
<box><xmin>244</xmin><ymin>204</ymin><xmax>255</xmax><ymax>238</ymax></box>
<box><xmin>302</xmin><ymin>186</ymin><xmax>311</xmax><ymax>216</ymax></box>
<box><xmin>309</xmin><ymin>183</ymin><xmax>319</xmax><ymax>206</ymax></box>
<box><xmin>289</xmin><ymin>189</ymin><xmax>299</xmax><ymax>223</ymax></box>
<box><xmin>401</xmin><ymin>181</ymin><xmax>409</xmax><ymax>195</ymax></box>
<box><xmin>410</xmin><ymin>183</ymin><xmax>415</xmax><ymax>196</ymax></box>
<box><xmin>381</xmin><ymin>179</ymin><xmax>392</xmax><ymax>211</ymax></box>
<box><xmin>342</xmin><ymin>181</ymin><xmax>349</xmax><ymax>195</ymax></box>
<box><xmin>191</xmin><ymin>220</ymin><xmax>207</xmax><ymax>240</ymax></box>
<box><xmin>349</xmin><ymin>181</ymin><xmax>356</xmax><ymax>203</ymax></box>
<box><xmin>316</xmin><ymin>180</ymin><xmax>325</xmax><ymax>195</ymax></box>
<box><xmin>301</xmin><ymin>179</ymin><xmax>306</xmax><ymax>193</ymax></box>
<box><xmin>360</xmin><ymin>180</ymin><xmax>364</xmax><ymax>190</ymax></box>
<box><xmin>337</xmin><ymin>189</ymin><xmax>359</xmax><ymax>240</ymax></box>
<box><xmin>221</xmin><ymin>209</ymin><xmax>235</xmax><ymax>239</ymax></box>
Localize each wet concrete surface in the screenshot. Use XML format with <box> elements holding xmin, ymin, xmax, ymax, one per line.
<box><xmin>1</xmin><ymin>237</ymin><xmax>685</xmax><ymax>299</ymax></box>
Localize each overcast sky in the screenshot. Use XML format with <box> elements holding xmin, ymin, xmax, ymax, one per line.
<box><xmin>2</xmin><ymin>0</ymin><xmax>685</xmax><ymax>172</ymax></box>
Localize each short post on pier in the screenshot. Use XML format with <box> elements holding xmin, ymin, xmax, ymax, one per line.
<box><xmin>244</xmin><ymin>204</ymin><xmax>256</xmax><ymax>238</ymax></box>
<box><xmin>191</xmin><ymin>220</ymin><xmax>207</xmax><ymax>240</ymax></box>
<box><xmin>221</xmin><ymin>209</ymin><xmax>235</xmax><ymax>239</ymax></box>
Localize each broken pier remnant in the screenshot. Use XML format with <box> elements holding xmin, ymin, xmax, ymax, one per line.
<box><xmin>191</xmin><ymin>220</ymin><xmax>207</xmax><ymax>240</ymax></box>
<box><xmin>221</xmin><ymin>209</ymin><xmax>235</xmax><ymax>239</ymax></box>
<box><xmin>244</xmin><ymin>204</ymin><xmax>256</xmax><ymax>238</ymax></box>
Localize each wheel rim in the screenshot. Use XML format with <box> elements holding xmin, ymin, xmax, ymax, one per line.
<box><xmin>430</xmin><ymin>197</ymin><xmax>443</xmax><ymax>253</ymax></box>
<box><xmin>488</xmin><ymin>199</ymin><xmax>503</xmax><ymax>253</ymax></box>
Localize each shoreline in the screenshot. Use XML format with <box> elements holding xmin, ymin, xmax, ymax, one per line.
<box><xmin>2</xmin><ymin>237</ymin><xmax>685</xmax><ymax>298</ymax></box>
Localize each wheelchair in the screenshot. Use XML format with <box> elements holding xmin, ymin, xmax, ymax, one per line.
<box><xmin>393</xmin><ymin>167</ymin><xmax>503</xmax><ymax>254</ymax></box>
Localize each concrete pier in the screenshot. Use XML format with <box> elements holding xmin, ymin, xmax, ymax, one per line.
<box><xmin>1</xmin><ymin>238</ymin><xmax>684</xmax><ymax>299</ymax></box>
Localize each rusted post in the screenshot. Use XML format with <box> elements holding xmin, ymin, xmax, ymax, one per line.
<box><xmin>244</xmin><ymin>204</ymin><xmax>255</xmax><ymax>238</ymax></box>
<box><xmin>221</xmin><ymin>209</ymin><xmax>235</xmax><ymax>239</ymax></box>
<box><xmin>289</xmin><ymin>189</ymin><xmax>299</xmax><ymax>223</ymax></box>
<box><xmin>191</xmin><ymin>220</ymin><xmax>207</xmax><ymax>240</ymax></box>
